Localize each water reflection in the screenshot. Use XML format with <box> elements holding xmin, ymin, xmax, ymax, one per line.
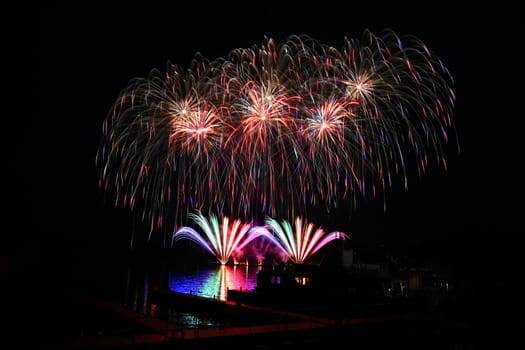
<box><xmin>124</xmin><ymin>262</ymin><xmax>261</xmax><ymax>322</ymax></box>
<box><xmin>168</xmin><ymin>264</ymin><xmax>261</xmax><ymax>301</ymax></box>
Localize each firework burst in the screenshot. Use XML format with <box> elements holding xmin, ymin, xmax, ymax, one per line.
<box><xmin>172</xmin><ymin>210</ymin><xmax>271</xmax><ymax>265</ymax></box>
<box><xmin>97</xmin><ymin>29</ymin><xmax>457</xmax><ymax>238</ymax></box>
<box><xmin>260</xmin><ymin>216</ymin><xmax>350</xmax><ymax>264</ymax></box>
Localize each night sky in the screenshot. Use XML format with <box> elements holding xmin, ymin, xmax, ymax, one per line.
<box><xmin>26</xmin><ymin>3</ymin><xmax>523</xmax><ymax>262</ymax></box>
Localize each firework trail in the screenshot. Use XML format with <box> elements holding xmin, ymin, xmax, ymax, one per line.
<box><xmin>97</xmin><ymin>29</ymin><xmax>456</xmax><ymax>237</ymax></box>
<box><xmin>258</xmin><ymin>217</ymin><xmax>349</xmax><ymax>264</ymax></box>
<box><xmin>172</xmin><ymin>210</ymin><xmax>271</xmax><ymax>265</ymax></box>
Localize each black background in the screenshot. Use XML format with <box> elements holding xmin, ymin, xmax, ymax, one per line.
<box><xmin>4</xmin><ymin>2</ymin><xmax>523</xmax><ymax>344</ymax></box>
<box><xmin>12</xmin><ymin>1</ymin><xmax>523</xmax><ymax>296</ymax></box>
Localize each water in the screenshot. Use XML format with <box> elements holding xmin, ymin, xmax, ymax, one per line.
<box><xmin>168</xmin><ymin>264</ymin><xmax>260</xmax><ymax>301</ymax></box>
<box><xmin>123</xmin><ymin>262</ymin><xmax>262</xmax><ymax>327</ymax></box>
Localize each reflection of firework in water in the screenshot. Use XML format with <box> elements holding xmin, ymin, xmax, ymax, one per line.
<box><xmin>257</xmin><ymin>217</ymin><xmax>349</xmax><ymax>264</ymax></box>
<box><xmin>169</xmin><ymin>264</ymin><xmax>259</xmax><ymax>301</ymax></box>
<box><xmin>97</xmin><ymin>29</ymin><xmax>457</xmax><ymax>236</ymax></box>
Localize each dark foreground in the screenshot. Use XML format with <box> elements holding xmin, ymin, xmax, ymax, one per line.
<box><xmin>5</xmin><ymin>239</ymin><xmax>524</xmax><ymax>349</ymax></box>
<box><xmin>16</xmin><ymin>288</ymin><xmax>506</xmax><ymax>350</ymax></box>
<box><xmin>16</xmin><ymin>289</ymin><xmax>523</xmax><ymax>350</ymax></box>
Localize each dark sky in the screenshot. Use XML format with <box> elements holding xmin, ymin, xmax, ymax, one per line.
<box><xmin>27</xmin><ymin>2</ymin><xmax>522</xmax><ymax>254</ymax></box>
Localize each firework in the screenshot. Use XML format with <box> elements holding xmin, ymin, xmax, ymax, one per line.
<box><xmin>259</xmin><ymin>217</ymin><xmax>349</xmax><ymax>264</ymax></box>
<box><xmin>97</xmin><ymin>29</ymin><xmax>456</xmax><ymax>237</ymax></box>
<box><xmin>172</xmin><ymin>210</ymin><xmax>270</xmax><ymax>265</ymax></box>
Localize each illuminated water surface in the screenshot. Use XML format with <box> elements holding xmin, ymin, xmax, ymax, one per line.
<box><xmin>168</xmin><ymin>264</ymin><xmax>260</xmax><ymax>301</ymax></box>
